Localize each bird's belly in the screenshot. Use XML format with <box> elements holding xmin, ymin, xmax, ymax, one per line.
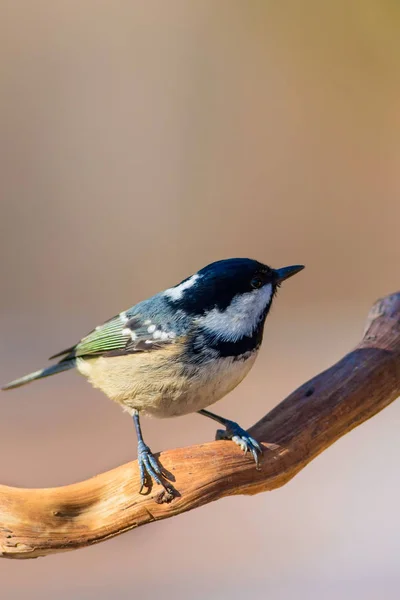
<box><xmin>76</xmin><ymin>349</ymin><xmax>258</xmax><ymax>418</ymax></box>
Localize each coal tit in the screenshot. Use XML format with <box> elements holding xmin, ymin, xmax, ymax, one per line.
<box><xmin>3</xmin><ymin>258</ymin><xmax>304</xmax><ymax>495</ymax></box>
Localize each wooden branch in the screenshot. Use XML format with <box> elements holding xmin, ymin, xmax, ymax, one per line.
<box><xmin>1</xmin><ymin>293</ymin><xmax>400</xmax><ymax>559</ymax></box>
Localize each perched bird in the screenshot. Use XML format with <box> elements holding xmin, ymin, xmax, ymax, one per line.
<box><xmin>2</xmin><ymin>258</ymin><xmax>303</xmax><ymax>495</ymax></box>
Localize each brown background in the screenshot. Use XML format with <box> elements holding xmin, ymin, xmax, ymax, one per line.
<box><xmin>1</xmin><ymin>1</ymin><xmax>400</xmax><ymax>598</ymax></box>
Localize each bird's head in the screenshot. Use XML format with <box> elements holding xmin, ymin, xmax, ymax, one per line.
<box><xmin>164</xmin><ymin>258</ymin><xmax>304</xmax><ymax>342</ymax></box>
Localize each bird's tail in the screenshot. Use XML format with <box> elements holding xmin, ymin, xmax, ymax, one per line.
<box><xmin>2</xmin><ymin>360</ymin><xmax>76</xmax><ymax>391</ymax></box>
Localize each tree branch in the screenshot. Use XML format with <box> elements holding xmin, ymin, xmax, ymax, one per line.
<box><xmin>1</xmin><ymin>292</ymin><xmax>400</xmax><ymax>559</ymax></box>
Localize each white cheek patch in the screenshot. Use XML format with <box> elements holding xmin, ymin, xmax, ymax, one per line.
<box><xmin>164</xmin><ymin>274</ymin><xmax>200</xmax><ymax>301</ymax></box>
<box><xmin>198</xmin><ymin>284</ymin><xmax>273</xmax><ymax>342</ymax></box>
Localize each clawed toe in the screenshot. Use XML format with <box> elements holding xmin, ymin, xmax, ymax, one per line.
<box><xmin>137</xmin><ymin>441</ymin><xmax>173</xmax><ymax>494</ymax></box>
<box><xmin>216</xmin><ymin>422</ymin><xmax>263</xmax><ymax>468</ymax></box>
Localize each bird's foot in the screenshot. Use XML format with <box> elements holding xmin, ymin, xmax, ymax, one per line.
<box><xmin>215</xmin><ymin>420</ymin><xmax>262</xmax><ymax>468</ymax></box>
<box><xmin>137</xmin><ymin>440</ymin><xmax>175</xmax><ymax>499</ymax></box>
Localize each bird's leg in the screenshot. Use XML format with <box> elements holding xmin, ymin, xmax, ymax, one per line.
<box><xmin>198</xmin><ymin>409</ymin><xmax>262</xmax><ymax>468</ymax></box>
<box><xmin>132</xmin><ymin>410</ymin><xmax>174</xmax><ymax>495</ymax></box>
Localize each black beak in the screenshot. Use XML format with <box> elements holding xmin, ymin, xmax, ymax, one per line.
<box><xmin>274</xmin><ymin>264</ymin><xmax>304</xmax><ymax>283</ymax></box>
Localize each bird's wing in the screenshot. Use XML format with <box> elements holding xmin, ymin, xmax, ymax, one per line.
<box><xmin>50</xmin><ymin>312</ymin><xmax>177</xmax><ymax>361</ymax></box>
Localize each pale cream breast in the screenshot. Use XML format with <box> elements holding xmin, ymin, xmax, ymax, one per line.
<box><xmin>76</xmin><ymin>345</ymin><xmax>258</xmax><ymax>418</ymax></box>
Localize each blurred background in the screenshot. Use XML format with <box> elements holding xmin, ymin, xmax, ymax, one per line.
<box><xmin>1</xmin><ymin>1</ymin><xmax>400</xmax><ymax>598</ymax></box>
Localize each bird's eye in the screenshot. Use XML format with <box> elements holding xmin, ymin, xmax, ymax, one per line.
<box><xmin>251</xmin><ymin>276</ymin><xmax>263</xmax><ymax>289</ymax></box>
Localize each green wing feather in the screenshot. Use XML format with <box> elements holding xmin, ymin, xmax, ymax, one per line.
<box><xmin>51</xmin><ymin>313</ymin><xmax>171</xmax><ymax>362</ymax></box>
<box><xmin>74</xmin><ymin>316</ymin><xmax>127</xmax><ymax>357</ymax></box>
<box><xmin>51</xmin><ymin>315</ymin><xmax>128</xmax><ymax>361</ymax></box>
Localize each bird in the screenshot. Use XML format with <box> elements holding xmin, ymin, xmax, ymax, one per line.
<box><xmin>2</xmin><ymin>258</ymin><xmax>304</xmax><ymax>496</ymax></box>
